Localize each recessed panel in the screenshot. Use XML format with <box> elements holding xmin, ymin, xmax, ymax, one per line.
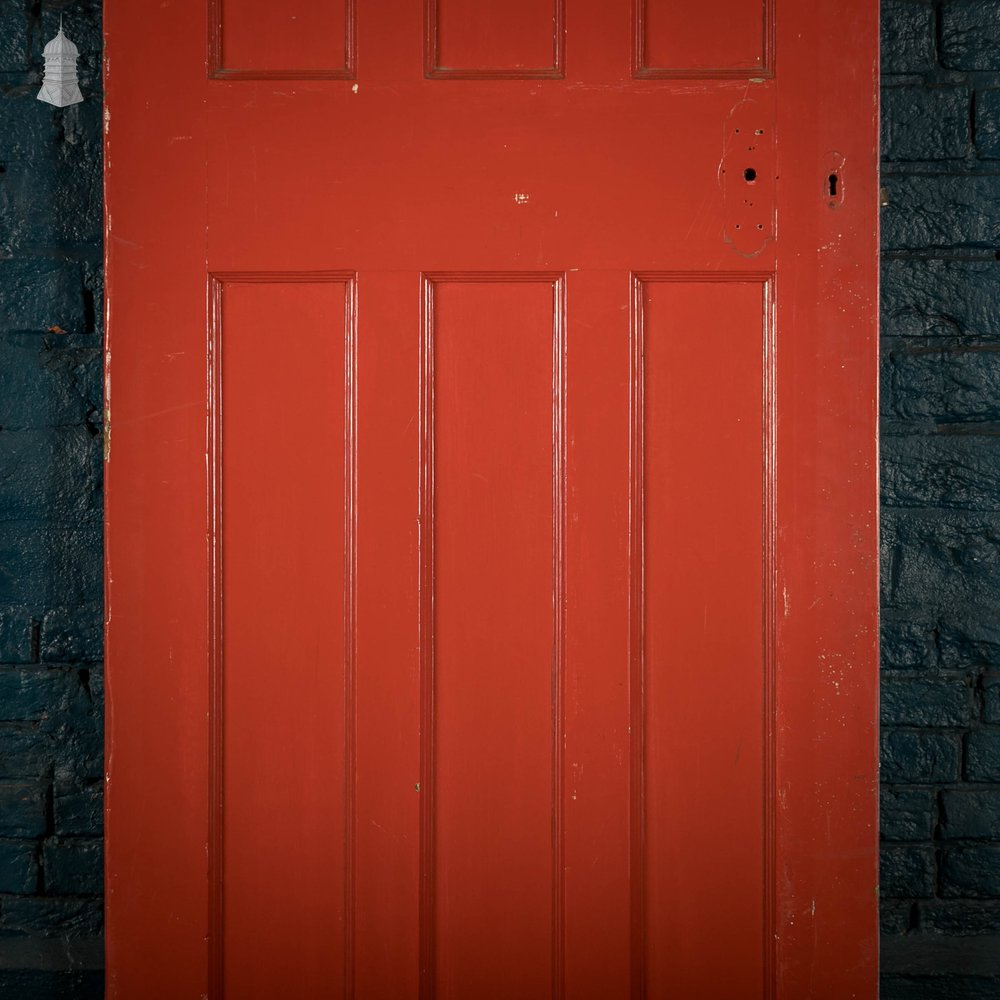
<box><xmin>427</xmin><ymin>0</ymin><xmax>564</xmax><ymax>78</ymax></box>
<box><xmin>634</xmin><ymin>0</ymin><xmax>771</xmax><ymax>77</ymax></box>
<box><xmin>215</xmin><ymin>276</ymin><xmax>353</xmax><ymax>999</ymax></box>
<box><xmin>425</xmin><ymin>275</ymin><xmax>562</xmax><ymax>998</ymax></box>
<box><xmin>638</xmin><ymin>277</ymin><xmax>768</xmax><ymax>997</ymax></box>
<box><xmin>210</xmin><ymin>0</ymin><xmax>355</xmax><ymax>79</ymax></box>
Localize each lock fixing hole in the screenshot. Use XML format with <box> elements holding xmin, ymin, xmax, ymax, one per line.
<box><xmin>744</xmin><ymin>167</ymin><xmax>757</xmax><ymax>182</ymax></box>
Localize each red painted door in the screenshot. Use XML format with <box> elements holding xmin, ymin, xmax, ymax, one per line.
<box><xmin>104</xmin><ymin>2</ymin><xmax>879</xmax><ymax>998</ymax></box>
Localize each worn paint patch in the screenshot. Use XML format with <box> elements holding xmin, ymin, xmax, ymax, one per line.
<box><xmin>719</xmin><ymin>98</ymin><xmax>775</xmax><ymax>257</ymax></box>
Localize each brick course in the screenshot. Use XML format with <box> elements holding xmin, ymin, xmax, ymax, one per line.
<box><xmin>880</xmin><ymin>0</ymin><xmax>1000</xmax><ymax>994</ymax></box>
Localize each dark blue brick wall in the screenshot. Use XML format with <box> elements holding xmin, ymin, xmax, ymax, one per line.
<box><xmin>0</xmin><ymin>1</ymin><xmax>104</xmax><ymax>996</ymax></box>
<box><xmin>881</xmin><ymin>0</ymin><xmax>1000</xmax><ymax>995</ymax></box>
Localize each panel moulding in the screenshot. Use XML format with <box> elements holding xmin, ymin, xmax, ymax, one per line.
<box><xmin>424</xmin><ymin>0</ymin><xmax>566</xmax><ymax>79</ymax></box>
<box><xmin>208</xmin><ymin>0</ymin><xmax>357</xmax><ymax>80</ymax></box>
<box><xmin>417</xmin><ymin>271</ymin><xmax>567</xmax><ymax>996</ymax></box>
<box><xmin>206</xmin><ymin>271</ymin><xmax>358</xmax><ymax>999</ymax></box>
<box><xmin>632</xmin><ymin>0</ymin><xmax>775</xmax><ymax>80</ymax></box>
<box><xmin>627</xmin><ymin>271</ymin><xmax>776</xmax><ymax>998</ymax></box>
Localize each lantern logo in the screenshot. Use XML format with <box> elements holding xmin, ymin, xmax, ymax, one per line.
<box><xmin>37</xmin><ymin>19</ymin><xmax>83</xmax><ymax>108</ymax></box>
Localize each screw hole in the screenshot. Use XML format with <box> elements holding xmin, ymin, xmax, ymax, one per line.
<box><xmin>744</xmin><ymin>167</ymin><xmax>757</xmax><ymax>182</ymax></box>
<box><xmin>756</xmin><ymin>223</ymin><xmax>764</xmax><ymax>230</ymax></box>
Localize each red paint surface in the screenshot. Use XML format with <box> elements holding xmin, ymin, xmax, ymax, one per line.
<box><xmin>640</xmin><ymin>278</ymin><xmax>767</xmax><ymax>997</ymax></box>
<box><xmin>636</xmin><ymin>0</ymin><xmax>770</xmax><ymax>75</ymax></box>
<box><xmin>428</xmin><ymin>278</ymin><xmax>560</xmax><ymax>998</ymax></box>
<box><xmin>104</xmin><ymin>1</ymin><xmax>879</xmax><ymax>997</ymax></box>
<box><xmin>215</xmin><ymin>0</ymin><xmax>352</xmax><ymax>75</ymax></box>
<box><xmin>216</xmin><ymin>278</ymin><xmax>352</xmax><ymax>998</ymax></box>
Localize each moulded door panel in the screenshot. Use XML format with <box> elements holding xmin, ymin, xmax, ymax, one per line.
<box><xmin>105</xmin><ymin>1</ymin><xmax>879</xmax><ymax>998</ymax></box>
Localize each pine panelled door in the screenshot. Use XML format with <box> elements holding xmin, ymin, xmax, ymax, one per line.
<box><xmin>103</xmin><ymin>1</ymin><xmax>879</xmax><ymax>997</ymax></box>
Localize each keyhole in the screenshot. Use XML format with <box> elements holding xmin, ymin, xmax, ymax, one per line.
<box><xmin>828</xmin><ymin>173</ymin><xmax>839</xmax><ymax>197</ymax></box>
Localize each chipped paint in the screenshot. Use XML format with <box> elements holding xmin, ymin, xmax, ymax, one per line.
<box><xmin>720</xmin><ymin>97</ymin><xmax>775</xmax><ymax>257</ymax></box>
<box><xmin>104</xmin><ymin>349</ymin><xmax>112</xmax><ymax>463</ymax></box>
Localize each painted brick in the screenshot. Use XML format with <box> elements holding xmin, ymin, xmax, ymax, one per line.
<box><xmin>940</xmin><ymin>847</ymin><xmax>1000</xmax><ymax>897</ymax></box>
<box><xmin>0</xmin><ymin>606</ymin><xmax>34</xmax><ymax>664</ymax></box>
<box><xmin>881</xmin><ymin>175</ymin><xmax>1000</xmax><ymax>251</ymax></box>
<box><xmin>881</xmin><ymin>974</ymin><xmax>1000</xmax><ymax>1000</ymax></box>
<box><xmin>41</xmin><ymin>838</ymin><xmax>101</xmax><ymax>895</ymax></box>
<box><xmin>881</xmin><ymin>620</ymin><xmax>937</xmax><ymax>670</ymax></box>
<box><xmin>881</xmin><ymin>786</ymin><xmax>936</xmax><ymax>841</ymax></box>
<box><xmin>0</xmin><ymin>715</ymin><xmax>100</xmax><ymax>787</ymax></box>
<box><xmin>85</xmin><ymin>664</ymin><xmax>102</xmax><ymax>716</ymax></box>
<box><xmin>0</xmin><ymin>336</ymin><xmax>101</xmax><ymax>432</ymax></box>
<box><xmin>0</xmin><ymin>3</ymin><xmax>104</xmax><ymax>969</ymax></box>
<box><xmin>0</xmin><ymin>668</ymin><xmax>86</xmax><ymax>723</ymax></box>
<box><xmin>53</xmin><ymin>783</ymin><xmax>101</xmax><ymax>837</ymax></box>
<box><xmin>0</xmin><ymin>782</ymin><xmax>46</xmax><ymax>838</ymax></box>
<box><xmin>882</xmin><ymin>341</ymin><xmax>1000</xmax><ymax>423</ymax></box>
<box><xmin>975</xmin><ymin>89</ymin><xmax>1000</xmax><ymax>159</ymax></box>
<box><xmin>881</xmin><ymin>678</ymin><xmax>972</xmax><ymax>727</ymax></box>
<box><xmin>49</xmin><ymin>717</ymin><xmax>103</xmax><ymax>787</ymax></box>
<box><xmin>0</xmin><ymin>723</ymin><xmax>51</xmax><ymax>779</ymax></box>
<box><xmin>882</xmin><ymin>845</ymin><xmax>937</xmax><ymax>897</ymax></box>
<box><xmin>880</xmin><ymin>934</ymin><xmax>1000</xmax><ymax>984</ymax></box>
<box><xmin>0</xmin><ymin>260</ymin><xmax>88</xmax><ymax>334</ymax></box>
<box><xmin>0</xmin><ymin>895</ymin><xmax>103</xmax><ymax>937</ymax></box>
<box><xmin>39</xmin><ymin>608</ymin><xmax>102</xmax><ymax>666</ymax></box>
<box><xmin>0</xmin><ymin>970</ymin><xmax>103</xmax><ymax>1000</ymax></box>
<box><xmin>882</xmin><ymin>259</ymin><xmax>1000</xmax><ymax>341</ymax></box>
<box><xmin>0</xmin><ymin>526</ymin><xmax>103</xmax><ymax>608</ymax></box>
<box><xmin>938</xmin><ymin>624</ymin><xmax>1000</xmax><ymax>670</ymax></box>
<box><xmin>882</xmin><ymin>730</ymin><xmax>962</xmax><ymax>783</ymax></box>
<box><xmin>966</xmin><ymin>731</ymin><xmax>1000</xmax><ymax>781</ymax></box>
<box><xmin>0</xmin><ymin>98</ymin><xmax>65</xmax><ymax>165</ymax></box>
<box><xmin>941</xmin><ymin>789</ymin><xmax>1000</xmax><ymax>839</ymax></box>
<box><xmin>941</xmin><ymin>0</ymin><xmax>1000</xmax><ymax>71</ymax></box>
<box><xmin>882</xmin><ymin>513</ymin><xmax>1000</xmax><ymax>628</ymax></box>
<box><xmin>882</xmin><ymin>86</ymin><xmax>971</xmax><ymax>161</ymax></box>
<box><xmin>984</xmin><ymin>675</ymin><xmax>1000</xmax><ymax>723</ymax></box>
<box><xmin>0</xmin><ymin>163</ymin><xmax>47</xmax><ymax>259</ymax></box>
<box><xmin>920</xmin><ymin>901</ymin><xmax>1000</xmax><ymax>934</ymax></box>
<box><xmin>882</xmin><ymin>899</ymin><xmax>915</xmax><ymax>933</ymax></box>
<box><xmin>1</xmin><ymin>166</ymin><xmax>101</xmax><ymax>258</ymax></box>
<box><xmin>0</xmin><ymin>428</ymin><xmax>101</xmax><ymax>524</ymax></box>
<box><xmin>0</xmin><ymin>839</ymin><xmax>38</xmax><ymax>893</ymax></box>
<box><xmin>882</xmin><ymin>436</ymin><xmax>1000</xmax><ymax>512</ymax></box>
<box><xmin>0</xmin><ymin>0</ymin><xmax>30</xmax><ymax>72</ymax></box>
<box><xmin>881</xmin><ymin>0</ymin><xmax>935</xmax><ymax>73</ymax></box>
